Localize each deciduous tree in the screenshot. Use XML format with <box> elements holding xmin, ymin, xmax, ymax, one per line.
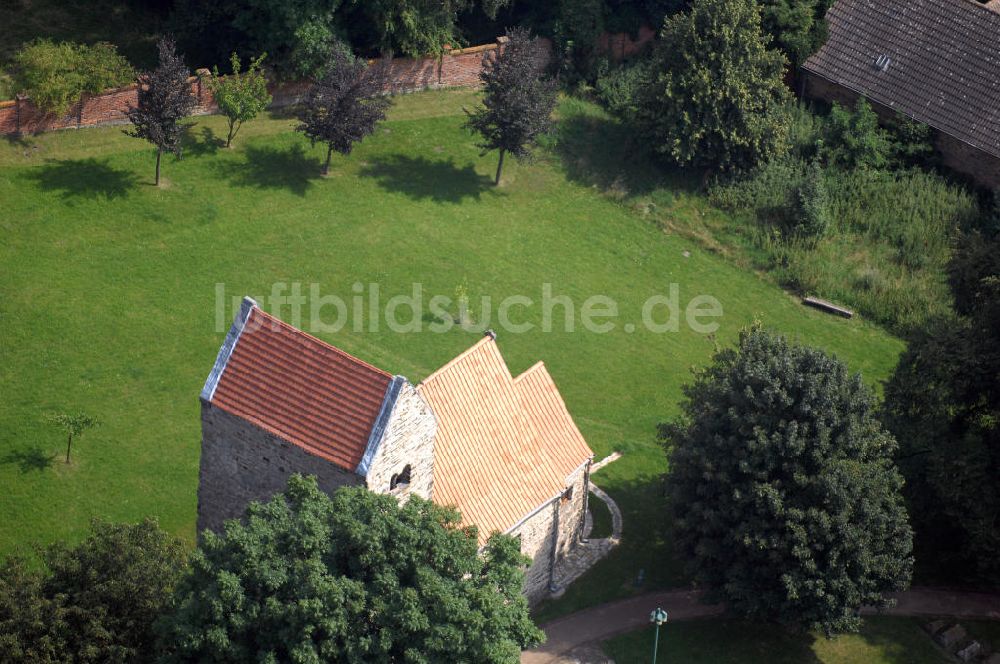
<box><xmin>636</xmin><ymin>0</ymin><xmax>791</xmax><ymax>171</ymax></box>
<box><xmin>0</xmin><ymin>519</ymin><xmax>187</xmax><ymax>663</ymax></box>
<box><xmin>295</xmin><ymin>44</ymin><xmax>391</xmax><ymax>175</ymax></box>
<box><xmin>157</xmin><ymin>475</ymin><xmax>542</xmax><ymax>663</ymax></box>
<box><xmin>661</xmin><ymin>326</ymin><xmax>913</xmax><ymax>633</ymax></box>
<box><xmin>209</xmin><ymin>52</ymin><xmax>272</xmax><ymax>147</ymax></box>
<box><xmin>46</xmin><ymin>411</ymin><xmax>99</xmax><ymax>464</ymax></box>
<box><xmin>465</xmin><ymin>28</ymin><xmax>557</xmax><ymax>185</ymax></box>
<box><xmin>125</xmin><ymin>38</ymin><xmax>196</xmax><ymax>186</ymax></box>
<box><xmin>884</xmin><ymin>230</ymin><xmax>1000</xmax><ymax>584</ymax></box>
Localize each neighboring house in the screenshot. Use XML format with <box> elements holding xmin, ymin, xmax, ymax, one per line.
<box><xmin>198</xmin><ymin>297</ymin><xmax>595</xmax><ymax>603</ymax></box>
<box><xmin>802</xmin><ymin>0</ymin><xmax>1000</xmax><ymax>187</ymax></box>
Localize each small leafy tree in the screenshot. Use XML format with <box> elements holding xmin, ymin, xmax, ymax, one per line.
<box><xmin>465</xmin><ymin>28</ymin><xmax>558</xmax><ymax>185</ymax></box>
<box><xmin>792</xmin><ymin>159</ymin><xmax>829</xmax><ymax>238</ymax></box>
<box><xmin>46</xmin><ymin>412</ymin><xmax>99</xmax><ymax>464</ymax></box>
<box><xmin>125</xmin><ymin>38</ymin><xmax>196</xmax><ymax>186</ymax></box>
<box><xmin>295</xmin><ymin>44</ymin><xmax>391</xmax><ymax>175</ymax></box>
<box><xmin>209</xmin><ymin>52</ymin><xmax>272</xmax><ymax>147</ymax></box>
<box><xmin>0</xmin><ymin>518</ymin><xmax>187</xmax><ymax>663</ymax></box>
<box><xmin>820</xmin><ymin>97</ymin><xmax>890</xmax><ymax>170</ymax></box>
<box><xmin>636</xmin><ymin>0</ymin><xmax>792</xmax><ymax>171</ymax></box>
<box><xmin>661</xmin><ymin>326</ymin><xmax>913</xmax><ymax>633</ymax></box>
<box><xmin>12</xmin><ymin>40</ymin><xmax>134</xmax><ymax>116</ymax></box>
<box><xmin>157</xmin><ymin>475</ymin><xmax>542</xmax><ymax>662</ymax></box>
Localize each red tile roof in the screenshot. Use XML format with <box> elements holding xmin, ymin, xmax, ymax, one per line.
<box><xmin>206</xmin><ymin>304</ymin><xmax>392</xmax><ymax>472</ymax></box>
<box><xmin>418</xmin><ymin>337</ymin><xmax>594</xmax><ymax>545</ymax></box>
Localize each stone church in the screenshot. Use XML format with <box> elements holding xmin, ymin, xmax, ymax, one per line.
<box><xmin>197</xmin><ymin>297</ymin><xmax>595</xmax><ymax>603</ymax></box>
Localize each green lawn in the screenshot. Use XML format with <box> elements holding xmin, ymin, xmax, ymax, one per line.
<box><xmin>0</xmin><ymin>90</ymin><xmax>902</xmax><ymax>616</ymax></box>
<box><xmin>587</xmin><ymin>491</ymin><xmax>614</xmax><ymax>539</ymax></box>
<box><xmin>602</xmin><ymin>616</ymin><xmax>953</xmax><ymax>664</ymax></box>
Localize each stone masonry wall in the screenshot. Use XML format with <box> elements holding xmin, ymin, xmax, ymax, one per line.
<box><xmin>364</xmin><ymin>381</ymin><xmax>437</xmax><ymax>501</ymax></box>
<box><xmin>803</xmin><ymin>72</ymin><xmax>1000</xmax><ymax>188</ymax></box>
<box><xmin>197</xmin><ymin>401</ymin><xmax>362</xmax><ymax>534</ymax></box>
<box><xmin>513</xmin><ymin>463</ymin><xmax>590</xmax><ymax>605</ymax></box>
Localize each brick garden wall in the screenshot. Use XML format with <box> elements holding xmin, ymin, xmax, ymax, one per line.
<box><xmin>0</xmin><ymin>28</ymin><xmax>657</xmax><ymax>137</ymax></box>
<box><xmin>0</xmin><ymin>36</ymin><xmax>552</xmax><ymax>136</ymax></box>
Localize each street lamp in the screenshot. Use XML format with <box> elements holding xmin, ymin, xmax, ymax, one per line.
<box><xmin>649</xmin><ymin>607</ymin><xmax>668</xmax><ymax>663</ymax></box>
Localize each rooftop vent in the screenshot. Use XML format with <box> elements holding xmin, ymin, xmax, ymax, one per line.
<box><xmin>875</xmin><ymin>53</ymin><xmax>892</xmax><ymax>72</ymax></box>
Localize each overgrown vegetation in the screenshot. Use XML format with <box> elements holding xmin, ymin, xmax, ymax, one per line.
<box><xmin>9</xmin><ymin>39</ymin><xmax>134</xmax><ymax>114</ymax></box>
<box><xmin>706</xmin><ymin>100</ymin><xmax>977</xmax><ymax>332</ymax></box>
<box><xmin>884</xmin><ymin>229</ymin><xmax>1000</xmax><ymax>586</ymax></box>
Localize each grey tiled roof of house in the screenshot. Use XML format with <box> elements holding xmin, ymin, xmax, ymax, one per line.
<box><xmin>803</xmin><ymin>0</ymin><xmax>1000</xmax><ymax>158</ymax></box>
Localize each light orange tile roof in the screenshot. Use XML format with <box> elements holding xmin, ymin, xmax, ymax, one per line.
<box><xmin>207</xmin><ymin>305</ymin><xmax>392</xmax><ymax>472</ymax></box>
<box><xmin>418</xmin><ymin>336</ymin><xmax>594</xmax><ymax>545</ymax></box>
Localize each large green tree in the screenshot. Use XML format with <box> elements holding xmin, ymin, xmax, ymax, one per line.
<box><xmin>661</xmin><ymin>326</ymin><xmax>913</xmax><ymax>633</ymax></box>
<box><xmin>0</xmin><ymin>519</ymin><xmax>187</xmax><ymax>664</ymax></box>
<box><xmin>157</xmin><ymin>475</ymin><xmax>542</xmax><ymax>662</ymax></box>
<box><xmin>759</xmin><ymin>0</ymin><xmax>832</xmax><ymax>66</ymax></box>
<box><xmin>636</xmin><ymin>0</ymin><xmax>791</xmax><ymax>171</ymax></box>
<box><xmin>884</xmin><ymin>230</ymin><xmax>1000</xmax><ymax>585</ymax></box>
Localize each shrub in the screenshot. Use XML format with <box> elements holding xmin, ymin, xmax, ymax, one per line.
<box><xmin>594</xmin><ymin>57</ymin><xmax>649</xmax><ymax>119</ymax></box>
<box><xmin>792</xmin><ymin>159</ymin><xmax>829</xmax><ymax>238</ymax></box>
<box><xmin>820</xmin><ymin>97</ymin><xmax>891</xmax><ymax>170</ymax></box>
<box><xmin>12</xmin><ymin>40</ymin><xmax>135</xmax><ymax>115</ymax></box>
<box><xmin>709</xmin><ymin>156</ymin><xmax>808</xmax><ymax>227</ymax></box>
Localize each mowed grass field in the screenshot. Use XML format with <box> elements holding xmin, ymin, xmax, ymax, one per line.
<box><xmin>602</xmin><ymin>616</ymin><xmax>954</xmax><ymax>663</ymax></box>
<box><xmin>0</xmin><ymin>91</ymin><xmax>902</xmax><ymax>612</ymax></box>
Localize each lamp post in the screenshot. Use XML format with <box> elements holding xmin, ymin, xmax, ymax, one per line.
<box><xmin>650</xmin><ymin>607</ymin><xmax>668</xmax><ymax>663</ymax></box>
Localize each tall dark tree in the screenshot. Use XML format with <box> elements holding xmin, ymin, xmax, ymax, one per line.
<box><xmin>661</xmin><ymin>326</ymin><xmax>913</xmax><ymax>633</ymax></box>
<box><xmin>125</xmin><ymin>38</ymin><xmax>196</xmax><ymax>186</ymax></box>
<box><xmin>884</xmin><ymin>230</ymin><xmax>1000</xmax><ymax>585</ymax></box>
<box><xmin>0</xmin><ymin>519</ymin><xmax>187</xmax><ymax>663</ymax></box>
<box><xmin>157</xmin><ymin>475</ymin><xmax>542</xmax><ymax>663</ymax></box>
<box><xmin>465</xmin><ymin>28</ymin><xmax>557</xmax><ymax>185</ymax></box>
<box><xmin>296</xmin><ymin>44</ymin><xmax>391</xmax><ymax>175</ymax></box>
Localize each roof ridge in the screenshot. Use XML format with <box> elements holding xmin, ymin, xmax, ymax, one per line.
<box><xmin>511</xmin><ymin>360</ymin><xmax>546</xmax><ymax>383</ymax></box>
<box><xmin>957</xmin><ymin>0</ymin><xmax>1000</xmax><ymax>20</ymax></box>
<box><xmin>251</xmin><ymin>306</ymin><xmax>392</xmax><ymax>378</ymax></box>
<box><xmin>419</xmin><ymin>335</ymin><xmax>498</xmax><ymax>386</ymax></box>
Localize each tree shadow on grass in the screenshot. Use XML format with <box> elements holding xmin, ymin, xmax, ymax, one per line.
<box><xmin>183</xmin><ymin>124</ymin><xmax>225</xmax><ymax>157</ymax></box>
<box><xmin>222</xmin><ymin>143</ymin><xmax>323</xmax><ymax>197</ymax></box>
<box><xmin>1</xmin><ymin>447</ymin><xmax>56</xmax><ymax>473</ymax></box>
<box><xmin>24</xmin><ymin>158</ymin><xmax>138</xmax><ymax>200</ymax></box>
<box><xmin>358</xmin><ymin>155</ymin><xmax>494</xmax><ymax>203</ymax></box>
<box><xmin>550</xmin><ymin>105</ymin><xmax>703</xmax><ymax>199</ymax></box>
